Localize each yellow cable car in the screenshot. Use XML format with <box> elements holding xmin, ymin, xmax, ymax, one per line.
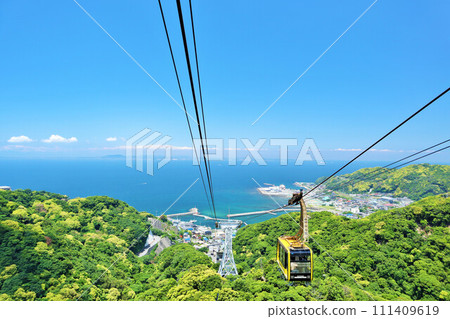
<box><xmin>277</xmin><ymin>192</ymin><xmax>313</xmax><ymax>281</ymax></box>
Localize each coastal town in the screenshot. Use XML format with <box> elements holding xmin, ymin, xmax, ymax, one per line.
<box><xmin>139</xmin><ymin>215</ymin><xmax>230</xmax><ymax>264</ymax></box>
<box><xmin>139</xmin><ymin>181</ymin><xmax>414</xmax><ymax>264</ymax></box>
<box><xmin>2</xmin><ymin>182</ymin><xmax>414</xmax><ymax>265</ymax></box>
<box><xmin>170</xmin><ymin>218</ymin><xmax>226</xmax><ymax>263</ymax></box>
<box><xmin>292</xmin><ymin>182</ymin><xmax>414</xmax><ymax>218</ymax></box>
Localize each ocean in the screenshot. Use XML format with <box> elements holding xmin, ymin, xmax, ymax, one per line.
<box><xmin>0</xmin><ymin>158</ymin><xmax>393</xmax><ymax>225</ymax></box>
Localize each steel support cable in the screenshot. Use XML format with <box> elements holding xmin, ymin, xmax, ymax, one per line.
<box><xmin>308</xmin><ymin>144</ymin><xmax>450</xmax><ymax>204</ymax></box>
<box><xmin>157</xmin><ymin>0</ymin><xmax>213</xmax><ymax>215</ymax></box>
<box><xmin>243</xmin><ymin>143</ymin><xmax>450</xmax><ymax>223</ymax></box>
<box><xmin>316</xmin><ymin>142</ymin><xmax>450</xmax><ymax>198</ymax></box>
<box><xmin>176</xmin><ymin>0</ymin><xmax>217</xmax><ymax>221</ymax></box>
<box><xmin>247</xmin><ymin>88</ymin><xmax>450</xmax><ymax>220</ymax></box>
<box><xmin>325</xmin><ymin>138</ymin><xmax>450</xmax><ymax>192</ymax></box>
<box><xmin>188</xmin><ymin>0</ymin><xmax>213</xmax><ymax>183</ymax></box>
<box><xmin>188</xmin><ymin>0</ymin><xmax>217</xmax><ymax>219</ymax></box>
<box><xmin>304</xmin><ymin>87</ymin><xmax>450</xmax><ymax>198</ymax></box>
<box><xmin>390</xmin><ymin>145</ymin><xmax>450</xmax><ymax>170</ymax></box>
<box><xmin>382</xmin><ymin>139</ymin><xmax>450</xmax><ymax>169</ymax></box>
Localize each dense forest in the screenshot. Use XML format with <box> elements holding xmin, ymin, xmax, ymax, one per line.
<box><xmin>320</xmin><ymin>164</ymin><xmax>449</xmax><ymax>200</ymax></box>
<box><xmin>233</xmin><ymin>194</ymin><xmax>449</xmax><ymax>301</ymax></box>
<box><xmin>0</xmin><ymin>190</ymin><xmax>171</xmax><ymax>300</ymax></box>
<box><xmin>0</xmin><ymin>188</ymin><xmax>449</xmax><ymax>300</ymax></box>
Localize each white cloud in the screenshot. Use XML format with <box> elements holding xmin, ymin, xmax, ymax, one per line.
<box><xmin>106</xmin><ymin>137</ymin><xmax>117</xmax><ymax>142</ymax></box>
<box><xmin>369</xmin><ymin>148</ymin><xmax>401</xmax><ymax>153</ymax></box>
<box><xmin>7</xmin><ymin>135</ymin><xmax>32</xmax><ymax>143</ymax></box>
<box><xmin>42</xmin><ymin>135</ymin><xmax>78</xmax><ymax>143</ymax></box>
<box><xmin>166</xmin><ymin>145</ymin><xmax>192</xmax><ymax>150</ymax></box>
<box><xmin>334</xmin><ymin>148</ymin><xmax>362</xmax><ymax>152</ymax></box>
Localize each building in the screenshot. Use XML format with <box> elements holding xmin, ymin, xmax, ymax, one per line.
<box><xmin>207</xmin><ymin>242</ymin><xmax>223</xmax><ymax>263</ymax></box>
<box><xmin>183</xmin><ymin>232</ymin><xmax>191</xmax><ymax>243</ymax></box>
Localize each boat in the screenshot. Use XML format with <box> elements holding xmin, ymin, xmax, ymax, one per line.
<box><xmin>257</xmin><ymin>184</ymin><xmax>296</xmax><ymax>197</ymax></box>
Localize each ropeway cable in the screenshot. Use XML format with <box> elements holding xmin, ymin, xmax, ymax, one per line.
<box><xmin>175</xmin><ymin>0</ymin><xmax>218</xmax><ymax>222</ymax></box>
<box><xmin>304</xmin><ymin>87</ymin><xmax>450</xmax><ymax>197</ymax></box>
<box><xmin>322</xmin><ymin>138</ymin><xmax>450</xmax><ymax>192</ymax></box>
<box><xmin>243</xmin><ymin>142</ymin><xmax>449</xmax><ymax>223</ymax></box>
<box><xmin>157</xmin><ymin>0</ymin><xmax>215</xmax><ymax>220</ymax></box>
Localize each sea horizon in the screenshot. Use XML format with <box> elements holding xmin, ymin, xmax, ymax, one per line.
<box><xmin>1</xmin><ymin>158</ymin><xmax>448</xmax><ymax>226</ymax></box>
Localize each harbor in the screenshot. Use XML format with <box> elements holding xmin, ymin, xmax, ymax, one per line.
<box><xmin>147</xmin><ymin>180</ymin><xmax>416</xmax><ymax>264</ymax></box>
<box><xmin>138</xmin><ymin>178</ymin><xmax>416</xmax><ymax>273</ymax></box>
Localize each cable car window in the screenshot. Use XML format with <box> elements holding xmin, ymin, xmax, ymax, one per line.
<box><xmin>279</xmin><ymin>246</ymin><xmax>288</xmax><ymax>269</ymax></box>
<box><xmin>284</xmin><ymin>249</ymin><xmax>288</xmax><ymax>269</ymax></box>
<box><xmin>279</xmin><ymin>243</ymin><xmax>285</xmax><ymax>269</ymax></box>
<box><xmin>291</xmin><ymin>254</ymin><xmax>310</xmax><ymax>262</ymax></box>
<box><xmin>290</xmin><ymin>261</ymin><xmax>311</xmax><ymax>274</ymax></box>
<box><xmin>290</xmin><ymin>251</ymin><xmax>311</xmax><ymax>275</ymax></box>
<box><xmin>277</xmin><ymin>241</ymin><xmax>280</xmax><ymax>259</ymax></box>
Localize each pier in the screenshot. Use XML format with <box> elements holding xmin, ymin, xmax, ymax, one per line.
<box><xmin>226</xmin><ymin>210</ymin><xmax>276</xmax><ymax>218</ymax></box>
<box><xmin>226</xmin><ymin>207</ymin><xmax>299</xmax><ymax>218</ymax></box>
<box><xmin>166</xmin><ymin>207</ymin><xmax>302</xmax><ymax>220</ymax></box>
<box><xmin>166</xmin><ymin>208</ymin><xmax>199</xmax><ymax>217</ymax></box>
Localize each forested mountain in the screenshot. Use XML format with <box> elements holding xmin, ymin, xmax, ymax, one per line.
<box><xmin>320</xmin><ymin>164</ymin><xmax>449</xmax><ymax>200</ymax></box>
<box><xmin>0</xmin><ymin>190</ymin><xmax>170</xmax><ymax>300</ymax></box>
<box><xmin>0</xmin><ymin>189</ymin><xmax>449</xmax><ymax>300</ymax></box>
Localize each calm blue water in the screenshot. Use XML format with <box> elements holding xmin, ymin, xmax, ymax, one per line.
<box><xmin>0</xmin><ymin>158</ymin><xmax>390</xmax><ymax>225</ymax></box>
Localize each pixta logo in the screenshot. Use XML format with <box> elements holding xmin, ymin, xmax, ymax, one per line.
<box><xmin>126</xmin><ymin>128</ymin><xmax>172</xmax><ymax>176</ymax></box>
<box><xmin>126</xmin><ymin>129</ymin><xmax>325</xmax><ymax>176</ymax></box>
<box><xmin>192</xmin><ymin>138</ymin><xmax>325</xmax><ymax>166</ymax></box>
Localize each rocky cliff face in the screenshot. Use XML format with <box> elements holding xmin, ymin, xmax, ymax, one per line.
<box><xmin>155</xmin><ymin>237</ymin><xmax>173</xmax><ymax>255</ymax></box>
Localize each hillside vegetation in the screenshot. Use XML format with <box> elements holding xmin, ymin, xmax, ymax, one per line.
<box><xmin>234</xmin><ymin>194</ymin><xmax>450</xmax><ymax>301</ymax></box>
<box><xmin>0</xmin><ymin>190</ymin><xmax>169</xmax><ymax>300</ymax></box>
<box><xmin>0</xmin><ymin>189</ymin><xmax>449</xmax><ymax>300</ymax></box>
<box><xmin>320</xmin><ymin>164</ymin><xmax>449</xmax><ymax>200</ymax></box>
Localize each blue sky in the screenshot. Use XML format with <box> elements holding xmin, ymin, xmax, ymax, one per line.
<box><xmin>0</xmin><ymin>0</ymin><xmax>449</xmax><ymax>162</ymax></box>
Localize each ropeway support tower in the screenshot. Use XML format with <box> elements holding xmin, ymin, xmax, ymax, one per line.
<box><xmin>218</xmin><ymin>220</ymin><xmax>241</xmax><ymax>277</ymax></box>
